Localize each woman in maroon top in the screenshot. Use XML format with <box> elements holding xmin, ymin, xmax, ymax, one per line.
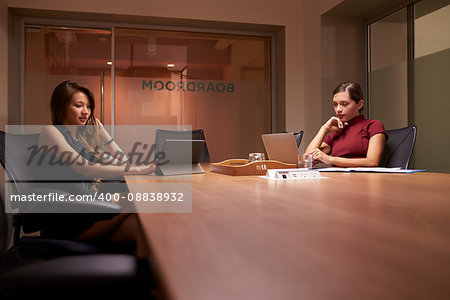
<box><xmin>305</xmin><ymin>82</ymin><xmax>387</xmax><ymax>167</ymax></box>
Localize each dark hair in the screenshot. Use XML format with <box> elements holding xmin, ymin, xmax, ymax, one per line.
<box><xmin>333</xmin><ymin>82</ymin><xmax>364</xmax><ymax>101</ymax></box>
<box><xmin>332</xmin><ymin>82</ymin><xmax>364</xmax><ymax>112</ymax></box>
<box><xmin>50</xmin><ymin>81</ymin><xmax>96</xmax><ymax>125</ymax></box>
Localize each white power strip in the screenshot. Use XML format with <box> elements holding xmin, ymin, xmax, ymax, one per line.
<box><xmin>264</xmin><ymin>168</ymin><xmax>322</xmax><ymax>180</ymax></box>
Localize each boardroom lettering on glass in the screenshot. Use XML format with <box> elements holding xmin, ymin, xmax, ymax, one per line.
<box><xmin>142</xmin><ymin>80</ymin><xmax>234</xmax><ymax>93</ymax></box>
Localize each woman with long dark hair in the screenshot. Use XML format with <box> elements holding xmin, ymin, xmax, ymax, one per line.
<box><xmin>38</xmin><ymin>80</ymin><xmax>155</xmax><ymax>257</ymax></box>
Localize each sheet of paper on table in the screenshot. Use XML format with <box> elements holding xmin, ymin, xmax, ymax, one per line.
<box><xmin>316</xmin><ymin>167</ymin><xmax>427</xmax><ymax>173</ymax></box>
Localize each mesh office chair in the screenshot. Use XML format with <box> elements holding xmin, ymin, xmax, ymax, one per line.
<box><xmin>380</xmin><ymin>126</ymin><xmax>417</xmax><ymax>169</ymax></box>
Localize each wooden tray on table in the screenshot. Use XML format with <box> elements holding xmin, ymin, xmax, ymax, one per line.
<box><xmin>210</xmin><ymin>159</ymin><xmax>297</xmax><ymax>176</ymax></box>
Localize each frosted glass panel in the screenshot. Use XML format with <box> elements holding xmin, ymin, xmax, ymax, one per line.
<box><xmin>369</xmin><ymin>8</ymin><xmax>408</xmax><ymax>130</ymax></box>
<box><xmin>23</xmin><ymin>25</ymin><xmax>272</xmax><ymax>163</ymax></box>
<box><xmin>24</xmin><ymin>26</ymin><xmax>111</xmax><ymax>125</ymax></box>
<box><xmin>114</xmin><ymin>28</ymin><xmax>271</xmax><ymax>162</ymax></box>
<box><xmin>413</xmin><ymin>1</ymin><xmax>450</xmax><ymax>173</ymax></box>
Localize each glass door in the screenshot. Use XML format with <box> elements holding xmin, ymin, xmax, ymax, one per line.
<box><xmin>113</xmin><ymin>28</ymin><xmax>271</xmax><ymax>161</ymax></box>
<box><xmin>23</xmin><ymin>23</ymin><xmax>272</xmax><ymax>162</ymax></box>
<box><xmin>368</xmin><ymin>0</ymin><xmax>450</xmax><ymax>172</ymax></box>
<box><xmin>24</xmin><ymin>25</ymin><xmax>112</xmax><ymax>125</ymax></box>
<box><xmin>413</xmin><ymin>1</ymin><xmax>450</xmax><ymax>172</ymax></box>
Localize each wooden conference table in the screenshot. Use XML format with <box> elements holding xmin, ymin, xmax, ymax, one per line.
<box><xmin>125</xmin><ymin>166</ymin><xmax>450</xmax><ymax>300</ymax></box>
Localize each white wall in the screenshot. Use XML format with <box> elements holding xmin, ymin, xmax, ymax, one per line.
<box><xmin>300</xmin><ymin>0</ymin><xmax>343</xmax><ymax>154</ymax></box>
<box><xmin>321</xmin><ymin>15</ymin><xmax>364</xmax><ymax>126</ymax></box>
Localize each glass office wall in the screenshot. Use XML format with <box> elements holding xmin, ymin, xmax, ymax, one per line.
<box><xmin>368</xmin><ymin>8</ymin><xmax>408</xmax><ymax>130</ymax></box>
<box><xmin>413</xmin><ymin>1</ymin><xmax>450</xmax><ymax>173</ymax></box>
<box><xmin>114</xmin><ymin>28</ymin><xmax>271</xmax><ymax>161</ymax></box>
<box><xmin>23</xmin><ymin>24</ymin><xmax>271</xmax><ymax>162</ymax></box>
<box><xmin>24</xmin><ymin>26</ymin><xmax>112</xmax><ymax>125</ymax></box>
<box><xmin>368</xmin><ymin>0</ymin><xmax>450</xmax><ymax>172</ymax></box>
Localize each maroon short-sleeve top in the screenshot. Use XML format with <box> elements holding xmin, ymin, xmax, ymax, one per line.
<box><xmin>323</xmin><ymin>115</ymin><xmax>387</xmax><ymax>158</ymax></box>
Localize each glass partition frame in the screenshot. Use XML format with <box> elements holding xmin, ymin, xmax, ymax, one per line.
<box><xmin>366</xmin><ymin>0</ymin><xmax>450</xmax><ymax>172</ymax></box>
<box><xmin>19</xmin><ymin>17</ymin><xmax>277</xmax><ymax>162</ymax></box>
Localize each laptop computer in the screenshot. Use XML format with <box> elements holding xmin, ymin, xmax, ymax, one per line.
<box><xmin>156</xmin><ymin>139</ymin><xmax>205</xmax><ymax>176</ymax></box>
<box><xmin>261</xmin><ymin>133</ymin><xmax>299</xmax><ymax>164</ymax></box>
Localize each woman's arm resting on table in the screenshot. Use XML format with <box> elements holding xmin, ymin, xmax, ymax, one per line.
<box><xmin>310</xmin><ymin>133</ymin><xmax>386</xmax><ymax>167</ymax></box>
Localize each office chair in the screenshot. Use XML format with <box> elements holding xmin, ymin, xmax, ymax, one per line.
<box><xmin>0</xmin><ymin>186</ymin><xmax>154</xmax><ymax>299</ymax></box>
<box><xmin>284</xmin><ymin>130</ymin><xmax>304</xmax><ymax>148</ymax></box>
<box><xmin>380</xmin><ymin>126</ymin><xmax>417</xmax><ymax>169</ymax></box>
<box><xmin>155</xmin><ymin>128</ymin><xmax>211</xmax><ymax>162</ymax></box>
<box><xmin>293</xmin><ymin>130</ymin><xmax>304</xmax><ymax>148</ymax></box>
<box><xmin>0</xmin><ymin>130</ymin><xmax>131</xmax><ymax>256</ymax></box>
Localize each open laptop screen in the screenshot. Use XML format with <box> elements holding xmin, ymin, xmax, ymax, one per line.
<box><xmin>154</xmin><ymin>139</ymin><xmax>206</xmax><ymax>176</ymax></box>
<box><xmin>261</xmin><ymin>133</ymin><xmax>299</xmax><ymax>164</ymax></box>
<box><xmin>160</xmin><ymin>139</ymin><xmax>205</xmax><ymax>165</ymax></box>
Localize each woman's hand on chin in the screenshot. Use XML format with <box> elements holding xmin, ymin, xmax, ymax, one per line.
<box><xmin>323</xmin><ymin>116</ymin><xmax>348</xmax><ymax>133</ymax></box>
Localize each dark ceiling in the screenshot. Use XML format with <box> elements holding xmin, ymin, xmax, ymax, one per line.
<box><xmin>324</xmin><ymin>0</ymin><xmax>411</xmax><ymax>20</ymax></box>
<box><xmin>324</xmin><ymin>0</ymin><xmax>449</xmax><ymax>22</ymax></box>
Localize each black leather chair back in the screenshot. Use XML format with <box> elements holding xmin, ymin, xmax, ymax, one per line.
<box><xmin>283</xmin><ymin>130</ymin><xmax>303</xmax><ymax>148</ymax></box>
<box><xmin>1</xmin><ymin>131</ymin><xmax>123</xmax><ymax>235</ymax></box>
<box><xmin>1</xmin><ymin>182</ymin><xmax>151</xmax><ymax>298</ymax></box>
<box><xmin>0</xmin><ymin>131</ymin><xmax>41</xmax><ymax>196</ymax></box>
<box><xmin>293</xmin><ymin>130</ymin><xmax>304</xmax><ymax>148</ymax></box>
<box><xmin>0</xmin><ymin>185</ymin><xmax>13</xmax><ymax>258</ymax></box>
<box><xmin>380</xmin><ymin>126</ymin><xmax>417</xmax><ymax>168</ymax></box>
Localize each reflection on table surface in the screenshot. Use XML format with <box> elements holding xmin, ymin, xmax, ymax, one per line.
<box><xmin>125</xmin><ymin>168</ymin><xmax>450</xmax><ymax>300</ymax></box>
